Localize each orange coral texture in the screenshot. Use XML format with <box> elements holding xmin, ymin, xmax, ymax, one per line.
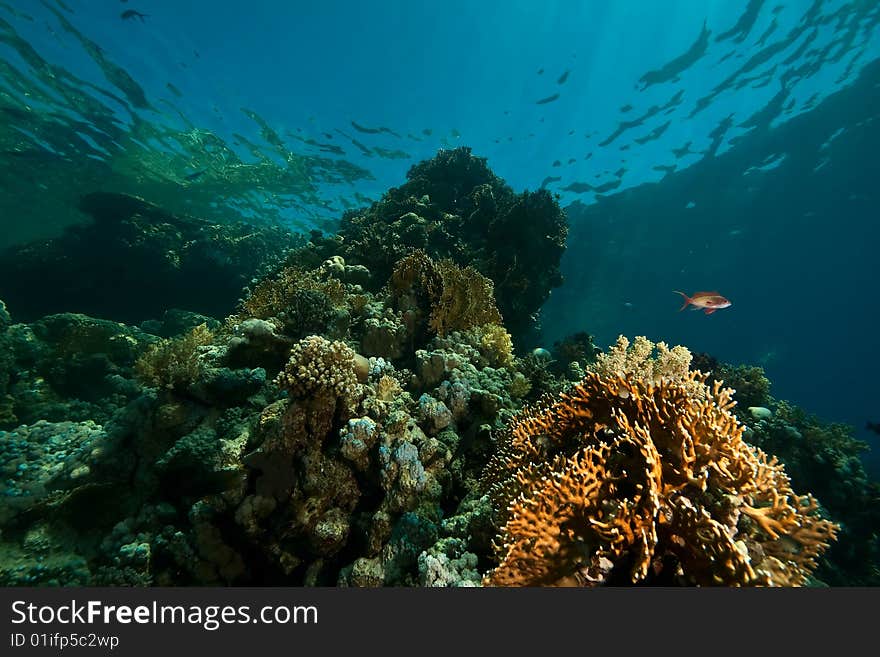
<box><xmin>482</xmin><ymin>371</ymin><xmax>838</xmax><ymax>586</ymax></box>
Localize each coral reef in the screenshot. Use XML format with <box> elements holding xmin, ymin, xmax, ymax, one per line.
<box><xmin>693</xmin><ymin>353</ymin><xmax>773</xmax><ymax>414</ymax></box>
<box><xmin>0</xmin><ymin>251</ymin><xmax>520</xmax><ymax>585</ymax></box>
<box><xmin>389</xmin><ymin>250</ymin><xmax>503</xmax><ymax>339</ymax></box>
<box><xmin>360</xmin><ymin>311</ymin><xmax>408</xmax><ymax>361</ymax></box>
<box><xmin>0</xmin><ymin>192</ymin><xmax>301</xmax><ymax>324</ymax></box>
<box><xmin>0</xmin><ymin>272</ymin><xmax>870</xmax><ymax>587</ymax></box>
<box><xmin>475</xmin><ymin>324</ymin><xmax>515</xmax><ymax>369</ymax></box>
<box><xmin>517</xmin><ymin>351</ymin><xmax>569</xmax><ymax>403</ymax></box>
<box><xmin>234</xmin><ymin>265</ymin><xmax>346</xmax><ymax>338</ymax></box>
<box><xmin>134</xmin><ymin>324</ymin><xmax>215</xmax><ymax>392</ymax></box>
<box><xmin>591</xmin><ymin>335</ymin><xmax>695</xmax><ymax>386</ymax></box>
<box><xmin>295</xmin><ymin>147</ymin><xmax>568</xmax><ymax>343</ymax></box>
<box><xmin>481</xmin><ymin>344</ymin><xmax>838</xmax><ymax>586</ymax></box>
<box><xmin>418</xmin><ymin>538</ymin><xmax>481</xmax><ymax>587</ymax></box>
<box><xmin>551</xmin><ymin>331</ymin><xmax>599</xmax><ymax>370</ymax></box>
<box><xmin>0</xmin><ymin>148</ymin><xmax>875</xmax><ymax>589</ymax></box>
<box><xmin>275</xmin><ymin>335</ymin><xmax>363</xmax><ymax>409</ymax></box>
<box><xmin>0</xmin><ymin>420</ymin><xmax>111</xmax><ymax>525</ymax></box>
<box><xmin>685</xmin><ymin>349</ymin><xmax>880</xmax><ymax>585</ymax></box>
<box><xmin>431</xmin><ymin>324</ymin><xmax>515</xmax><ymax>371</ymax></box>
<box><xmin>139</xmin><ymin>309</ymin><xmax>222</xmax><ymax>339</ymax></box>
<box><xmin>716</xmin><ymin>364</ymin><xmax>772</xmax><ymax>410</ymax></box>
<box><xmin>429</xmin><ymin>260</ymin><xmax>503</xmax><ymax>336</ymax></box>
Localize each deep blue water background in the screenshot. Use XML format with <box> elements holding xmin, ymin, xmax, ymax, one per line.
<box><xmin>1</xmin><ymin>1</ymin><xmax>879</xmax><ymax>470</ymax></box>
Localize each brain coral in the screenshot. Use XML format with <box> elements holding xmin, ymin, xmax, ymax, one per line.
<box><xmin>481</xmin><ymin>367</ymin><xmax>838</xmax><ymax>587</ymax></box>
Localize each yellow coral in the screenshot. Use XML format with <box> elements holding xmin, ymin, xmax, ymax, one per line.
<box><xmin>134</xmin><ymin>323</ymin><xmax>214</xmax><ymax>391</ymax></box>
<box><xmin>482</xmin><ymin>364</ymin><xmax>838</xmax><ymax>587</ymax></box>
<box><xmin>388</xmin><ymin>251</ymin><xmax>503</xmax><ymax>337</ymax></box>
<box><xmin>592</xmin><ymin>335</ymin><xmax>702</xmax><ymax>395</ymax></box>
<box><xmin>363</xmin><ymin>374</ymin><xmax>411</xmax><ymax>420</ymax></box>
<box><xmin>508</xmin><ymin>372</ymin><xmax>531</xmax><ymax>399</ymax></box>
<box><xmin>375</xmin><ymin>374</ymin><xmax>403</xmax><ymax>402</ymax></box>
<box><xmin>477</xmin><ymin>323</ymin><xmax>514</xmax><ymax>369</ymax></box>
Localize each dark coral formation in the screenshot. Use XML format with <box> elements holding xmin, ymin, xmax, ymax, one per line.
<box><xmin>0</xmin><ymin>192</ymin><xmax>302</xmax><ymax>324</ymax></box>
<box><xmin>704</xmin><ymin>358</ymin><xmax>773</xmax><ymax>413</ymax></box>
<box><xmin>551</xmin><ymin>331</ymin><xmax>599</xmax><ymax>372</ymax></box>
<box><xmin>1</xmin><ymin>311</ymin><xmax>156</xmax><ymax>430</ymax></box>
<box><xmin>742</xmin><ymin>401</ymin><xmax>880</xmax><ymax>586</ymax></box>
<box><xmin>688</xmin><ymin>351</ymin><xmax>880</xmax><ymax>585</ymax></box>
<box><xmin>233</xmin><ymin>264</ymin><xmax>350</xmax><ymax>340</ymax></box>
<box><xmin>297</xmin><ymin>147</ymin><xmax>568</xmax><ymax>343</ymax></box>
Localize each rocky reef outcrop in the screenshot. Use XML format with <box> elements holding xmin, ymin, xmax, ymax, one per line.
<box><xmin>0</xmin><ymin>192</ymin><xmax>302</xmax><ymax>324</ymax></box>
<box><xmin>295</xmin><ymin>147</ymin><xmax>568</xmax><ymax>344</ymax></box>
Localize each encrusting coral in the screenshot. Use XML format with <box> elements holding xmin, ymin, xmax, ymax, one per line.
<box><xmin>481</xmin><ymin>336</ymin><xmax>839</xmax><ymax>587</ymax></box>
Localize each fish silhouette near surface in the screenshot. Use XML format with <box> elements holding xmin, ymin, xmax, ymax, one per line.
<box><xmin>535</xmin><ymin>93</ymin><xmax>560</xmax><ymax>105</ymax></box>
<box><xmin>674</xmin><ymin>290</ymin><xmax>731</xmax><ymax>315</ymax></box>
<box><xmin>867</xmin><ymin>421</ymin><xmax>880</xmax><ymax>436</ymax></box>
<box><xmin>121</xmin><ymin>10</ymin><xmax>149</xmax><ymax>22</ymax></box>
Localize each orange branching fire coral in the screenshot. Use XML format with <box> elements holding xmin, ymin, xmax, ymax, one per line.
<box><xmin>481</xmin><ymin>369</ymin><xmax>838</xmax><ymax>586</ymax></box>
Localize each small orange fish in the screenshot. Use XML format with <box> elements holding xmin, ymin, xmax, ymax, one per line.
<box><xmin>673</xmin><ymin>290</ymin><xmax>731</xmax><ymax>315</ymax></box>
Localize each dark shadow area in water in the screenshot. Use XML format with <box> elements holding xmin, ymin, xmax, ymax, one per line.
<box><xmin>0</xmin><ymin>192</ymin><xmax>303</xmax><ymax>324</ymax></box>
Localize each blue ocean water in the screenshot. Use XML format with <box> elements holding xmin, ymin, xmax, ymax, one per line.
<box><xmin>0</xmin><ymin>1</ymin><xmax>878</xmax><ymax>586</ymax></box>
